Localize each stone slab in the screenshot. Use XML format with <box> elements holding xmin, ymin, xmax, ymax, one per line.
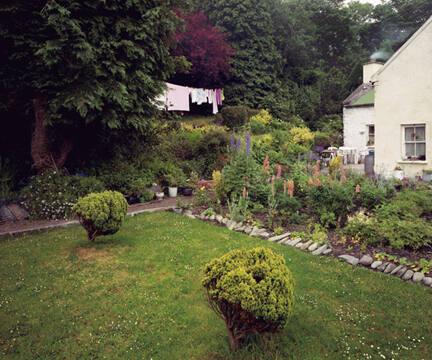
<box><xmin>412</xmin><ymin>272</ymin><xmax>425</xmax><ymax>283</ymax></box>
<box><xmin>312</xmin><ymin>244</ymin><xmax>328</xmax><ymax>256</ymax></box>
<box><xmin>308</xmin><ymin>243</ymin><xmax>319</xmax><ymax>252</ymax></box>
<box><xmin>371</xmin><ymin>261</ymin><xmax>382</xmax><ymax>269</ymax></box>
<box><xmin>268</xmin><ymin>232</ymin><xmax>291</xmax><ymax>242</ymax></box>
<box><xmin>402</xmin><ymin>270</ymin><xmax>414</xmax><ymax>281</ymax></box>
<box><xmin>359</xmin><ymin>255</ymin><xmax>374</xmax><ymax>266</ymax></box>
<box><xmin>338</xmin><ymin>254</ymin><xmax>359</xmax><ymax>266</ymax></box>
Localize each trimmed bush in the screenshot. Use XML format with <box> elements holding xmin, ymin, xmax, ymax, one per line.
<box><xmin>73</xmin><ymin>191</ymin><xmax>128</xmax><ymax>242</ymax></box>
<box><xmin>202</xmin><ymin>247</ymin><xmax>294</xmax><ymax>350</ymax></box>
<box><xmin>220</xmin><ymin>105</ymin><xmax>250</xmax><ymax>130</ymax></box>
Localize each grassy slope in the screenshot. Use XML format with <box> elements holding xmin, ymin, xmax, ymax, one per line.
<box><xmin>0</xmin><ymin>212</ymin><xmax>431</xmax><ymax>360</ymax></box>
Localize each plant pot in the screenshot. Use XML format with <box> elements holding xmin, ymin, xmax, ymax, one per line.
<box><xmin>183</xmin><ymin>188</ymin><xmax>193</xmax><ymax>196</ymax></box>
<box><xmin>423</xmin><ymin>172</ymin><xmax>432</xmax><ymax>182</ymax></box>
<box><xmin>393</xmin><ymin>170</ymin><xmax>403</xmax><ymax>180</ymax></box>
<box><xmin>173</xmin><ymin>208</ymin><xmax>183</xmax><ymax>214</ymax></box>
<box><xmin>156</xmin><ymin>192</ymin><xmax>164</xmax><ymax>201</ymax></box>
<box><xmin>168</xmin><ymin>187</ymin><xmax>178</xmax><ymax>198</ymax></box>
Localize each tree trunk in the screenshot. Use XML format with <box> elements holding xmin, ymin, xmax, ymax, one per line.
<box><xmin>226</xmin><ymin>325</ymin><xmax>238</xmax><ymax>351</ymax></box>
<box><xmin>31</xmin><ymin>98</ymin><xmax>53</xmax><ymax>173</ymax></box>
<box><xmin>30</xmin><ymin>98</ymin><xmax>74</xmax><ymax>173</ymax></box>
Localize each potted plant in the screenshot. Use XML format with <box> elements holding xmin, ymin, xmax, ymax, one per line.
<box><xmin>393</xmin><ymin>166</ymin><xmax>403</xmax><ymax>180</ymax></box>
<box><xmin>182</xmin><ymin>171</ymin><xmax>199</xmax><ymax>196</ymax></box>
<box><xmin>423</xmin><ymin>169</ymin><xmax>432</xmax><ymax>182</ymax></box>
<box><xmin>166</xmin><ymin>169</ymin><xmax>186</xmax><ymax>198</ymax></box>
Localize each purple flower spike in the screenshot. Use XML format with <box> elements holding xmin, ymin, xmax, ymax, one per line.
<box><xmin>230</xmin><ymin>134</ymin><xmax>235</xmax><ymax>151</ymax></box>
<box><xmin>246</xmin><ymin>134</ymin><xmax>250</xmax><ymax>156</ymax></box>
<box><xmin>237</xmin><ymin>138</ymin><xmax>241</xmax><ymax>150</ymax></box>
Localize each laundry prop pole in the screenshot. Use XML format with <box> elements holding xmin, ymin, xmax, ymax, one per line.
<box><xmin>156</xmin><ymin>82</ymin><xmax>224</xmax><ymax>114</ymax></box>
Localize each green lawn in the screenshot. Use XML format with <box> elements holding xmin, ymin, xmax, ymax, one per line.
<box><xmin>1</xmin><ymin>212</ymin><xmax>431</xmax><ymax>359</ymax></box>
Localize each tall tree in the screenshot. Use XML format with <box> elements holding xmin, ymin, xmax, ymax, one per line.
<box><xmin>0</xmin><ymin>0</ymin><xmax>179</xmax><ymax>173</ymax></box>
<box><xmin>170</xmin><ymin>10</ymin><xmax>234</xmax><ymax>88</ymax></box>
<box><xmin>200</xmin><ymin>0</ymin><xmax>281</xmax><ymax>108</ymax></box>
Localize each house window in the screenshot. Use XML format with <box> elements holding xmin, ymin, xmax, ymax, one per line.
<box><xmin>403</xmin><ymin>124</ymin><xmax>426</xmax><ymax>160</ymax></box>
<box><xmin>367</xmin><ymin>125</ymin><xmax>374</xmax><ymax>146</ymax></box>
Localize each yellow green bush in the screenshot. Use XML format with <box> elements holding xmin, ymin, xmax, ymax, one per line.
<box><xmin>73</xmin><ymin>191</ymin><xmax>128</xmax><ymax>242</ymax></box>
<box><xmin>289</xmin><ymin>127</ymin><xmax>315</xmax><ymax>147</ymax></box>
<box><xmin>202</xmin><ymin>247</ymin><xmax>295</xmax><ymax>350</ymax></box>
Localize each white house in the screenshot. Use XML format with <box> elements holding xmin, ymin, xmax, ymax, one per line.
<box><xmin>372</xmin><ymin>16</ymin><xmax>432</xmax><ymax>178</ymax></box>
<box><xmin>342</xmin><ymin>60</ymin><xmax>383</xmax><ymax>162</ymax></box>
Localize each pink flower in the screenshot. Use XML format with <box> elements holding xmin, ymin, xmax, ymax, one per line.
<box><xmin>277</xmin><ymin>164</ymin><xmax>282</xmax><ymax>178</ymax></box>
<box><xmin>242</xmin><ymin>187</ymin><xmax>246</xmax><ymax>199</ymax></box>
<box><xmin>355</xmin><ymin>184</ymin><xmax>360</xmax><ymax>193</ymax></box>
<box><xmin>287</xmin><ymin>180</ymin><xmax>294</xmax><ymax>198</ymax></box>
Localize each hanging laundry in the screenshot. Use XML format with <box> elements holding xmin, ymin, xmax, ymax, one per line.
<box><xmin>166</xmin><ymin>83</ymin><xmax>190</xmax><ymax>111</ymax></box>
<box><xmin>208</xmin><ymin>89</ymin><xmax>213</xmax><ymax>104</ymax></box>
<box><xmin>196</xmin><ymin>89</ymin><xmax>207</xmax><ymax>105</ymax></box>
<box><xmin>212</xmin><ymin>90</ymin><xmax>218</xmax><ymax>114</ymax></box>
<box><xmin>221</xmin><ymin>90</ymin><xmax>225</xmax><ymax>102</ymax></box>
<box><xmin>216</xmin><ymin>89</ymin><xmax>222</xmax><ymax>105</ymax></box>
<box><xmin>190</xmin><ymin>88</ymin><xmax>198</xmax><ymax>104</ymax></box>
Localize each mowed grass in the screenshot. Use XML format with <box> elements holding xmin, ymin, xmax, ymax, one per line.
<box><xmin>1</xmin><ymin>212</ymin><xmax>431</xmax><ymax>360</ymax></box>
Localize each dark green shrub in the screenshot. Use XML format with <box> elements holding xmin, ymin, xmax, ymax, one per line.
<box><xmin>306</xmin><ymin>183</ymin><xmax>354</xmax><ymax>227</ymax></box>
<box><xmin>73</xmin><ymin>191</ymin><xmax>128</xmax><ymax>242</ymax></box>
<box><xmin>220</xmin><ymin>105</ymin><xmax>250</xmax><ymax>130</ymax></box>
<box><xmin>355</xmin><ymin>182</ymin><xmax>389</xmax><ymax>211</ymax></box>
<box><xmin>221</xmin><ymin>149</ymin><xmax>269</xmax><ymax>205</ymax></box>
<box><xmin>21</xmin><ymin>171</ymin><xmax>105</xmax><ymax>220</ymax></box>
<box><xmin>140</xmin><ymin>189</ymin><xmax>155</xmax><ymax>202</ymax></box>
<box><xmin>97</xmin><ymin>161</ymin><xmax>148</xmax><ymax>194</ymax></box>
<box><xmin>202</xmin><ymin>247</ymin><xmax>294</xmax><ymax>350</ymax></box>
<box><xmin>197</xmin><ymin>129</ymin><xmax>230</xmax><ymax>178</ymax></box>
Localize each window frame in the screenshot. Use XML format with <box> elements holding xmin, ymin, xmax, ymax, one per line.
<box><xmin>402</xmin><ymin>124</ymin><xmax>426</xmax><ymax>161</ymax></box>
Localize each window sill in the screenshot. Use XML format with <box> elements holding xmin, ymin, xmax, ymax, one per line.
<box><xmin>398</xmin><ymin>160</ymin><xmax>427</xmax><ymax>165</ymax></box>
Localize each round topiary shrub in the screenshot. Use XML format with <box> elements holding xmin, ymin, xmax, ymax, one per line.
<box><xmin>73</xmin><ymin>191</ymin><xmax>128</xmax><ymax>242</ymax></box>
<box><xmin>202</xmin><ymin>247</ymin><xmax>294</xmax><ymax>350</ymax></box>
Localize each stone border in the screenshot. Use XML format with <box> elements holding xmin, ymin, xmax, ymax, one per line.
<box><xmin>191</xmin><ymin>210</ymin><xmax>432</xmax><ymax>289</ymax></box>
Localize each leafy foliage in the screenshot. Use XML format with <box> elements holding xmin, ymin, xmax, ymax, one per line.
<box><xmin>73</xmin><ymin>190</ymin><xmax>128</xmax><ymax>242</ymax></box>
<box><xmin>202</xmin><ymin>247</ymin><xmax>294</xmax><ymax>350</ymax></box>
<box><xmin>21</xmin><ymin>171</ymin><xmax>105</xmax><ymax>220</ymax></box>
<box><xmin>171</xmin><ymin>10</ymin><xmax>234</xmax><ymax>88</ymax></box>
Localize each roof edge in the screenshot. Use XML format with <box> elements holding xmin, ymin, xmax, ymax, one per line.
<box><xmin>372</xmin><ymin>15</ymin><xmax>432</xmax><ymax>80</ymax></box>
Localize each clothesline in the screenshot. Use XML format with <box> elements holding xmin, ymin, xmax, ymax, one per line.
<box><xmin>156</xmin><ymin>82</ymin><xmax>224</xmax><ymax>114</ymax></box>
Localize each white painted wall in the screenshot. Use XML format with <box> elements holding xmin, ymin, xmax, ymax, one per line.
<box><xmin>374</xmin><ymin>18</ymin><xmax>432</xmax><ymax>178</ymax></box>
<box><xmin>343</xmin><ymin>106</ymin><xmax>374</xmax><ymax>158</ymax></box>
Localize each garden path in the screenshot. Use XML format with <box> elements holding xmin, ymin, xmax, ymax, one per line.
<box><xmin>0</xmin><ymin>196</ymin><xmax>194</xmax><ymax>238</ymax></box>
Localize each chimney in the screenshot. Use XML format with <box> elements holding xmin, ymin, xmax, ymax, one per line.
<box><xmin>363</xmin><ymin>59</ymin><xmax>384</xmax><ymax>83</ymax></box>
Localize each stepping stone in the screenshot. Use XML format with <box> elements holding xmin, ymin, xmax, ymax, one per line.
<box><xmin>338</xmin><ymin>254</ymin><xmax>359</xmax><ymax>266</ymax></box>
<box><xmin>390</xmin><ymin>265</ymin><xmax>404</xmax><ymax>275</ymax></box>
<box><xmin>278</xmin><ymin>237</ymin><xmax>290</xmax><ymax>244</ymax></box>
<box><xmin>402</xmin><ymin>270</ymin><xmax>414</xmax><ymax>281</ymax></box>
<box><xmin>209</xmin><ymin>215</ymin><xmax>216</xmax><ymax>221</ymax></box>
<box><xmin>308</xmin><ymin>243</ymin><xmax>319</xmax><ymax>252</ymax></box>
<box><xmin>280</xmin><ymin>238</ymin><xmax>293</xmax><ymax>245</ymax></box>
<box><xmin>215</xmin><ymin>215</ymin><xmax>223</xmax><ymax>223</ymax></box>
<box><xmin>225</xmin><ymin>220</ymin><xmax>234</xmax><ymax>230</ymax></box>
<box><xmin>249</xmin><ymin>226</ymin><xmax>260</xmax><ymax>237</ymax></box>
<box><xmin>295</xmin><ymin>242</ymin><xmax>305</xmax><ymax>248</ymax></box>
<box><xmin>236</xmin><ymin>226</ymin><xmax>246</xmax><ymax>232</ymax></box>
<box><xmin>186</xmin><ymin>214</ymin><xmax>195</xmax><ymax>219</ymax></box>
<box><xmin>244</xmin><ymin>226</ymin><xmax>252</xmax><ymax>235</ymax></box>
<box><xmin>323</xmin><ymin>248</ymin><xmax>332</xmax><ymax>255</ymax></box>
<box><xmin>412</xmin><ymin>272</ymin><xmax>425</xmax><ymax>283</ymax></box>
<box><xmin>259</xmin><ymin>232</ymin><xmax>271</xmax><ymax>239</ymax></box>
<box><xmin>299</xmin><ymin>241</ymin><xmax>313</xmax><ymax>250</ymax></box>
<box><xmin>395</xmin><ymin>266</ymin><xmax>408</xmax><ymax>278</ymax></box>
<box><xmin>312</xmin><ymin>244</ymin><xmax>328</xmax><ymax>255</ymax></box>
<box><xmin>222</xmin><ymin>218</ymin><xmax>228</xmax><ymax>224</ymax></box>
<box><xmin>184</xmin><ymin>210</ymin><xmax>193</xmax><ymax>216</ymax></box>
<box><xmin>371</xmin><ymin>261</ymin><xmax>382</xmax><ymax>269</ymax></box>
<box><xmin>377</xmin><ymin>262</ymin><xmax>389</xmax><ymax>272</ymax></box>
<box><xmin>384</xmin><ymin>263</ymin><xmax>397</xmax><ymax>274</ymax></box>
<box><xmin>359</xmin><ymin>255</ymin><xmax>373</xmax><ymax>266</ymax></box>
<box><xmin>288</xmin><ymin>238</ymin><xmax>302</xmax><ymax>247</ymax></box>
<box><xmin>268</xmin><ymin>232</ymin><xmax>291</xmax><ymax>242</ymax></box>
<box><xmin>199</xmin><ymin>213</ymin><xmax>206</xmax><ymax>220</ymax></box>
<box><xmin>422</xmin><ymin>277</ymin><xmax>432</xmax><ymax>286</ymax></box>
